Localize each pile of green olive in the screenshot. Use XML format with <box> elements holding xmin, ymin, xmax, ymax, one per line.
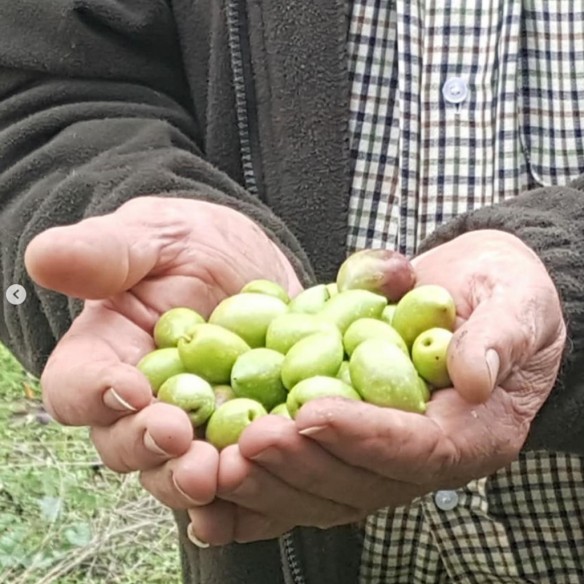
<box><xmin>137</xmin><ymin>250</ymin><xmax>456</xmax><ymax>450</ymax></box>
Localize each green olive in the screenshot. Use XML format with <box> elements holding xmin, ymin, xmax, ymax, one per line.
<box><xmin>206</xmin><ymin>398</ymin><xmax>267</xmax><ymax>450</ymax></box>
<box><xmin>158</xmin><ymin>373</ymin><xmax>215</xmax><ymax>427</ymax></box>
<box><xmin>231</xmin><ymin>348</ymin><xmax>287</xmax><ymax>411</ymax></box>
<box><xmin>318</xmin><ymin>289</ymin><xmax>387</xmax><ymax>334</ymax></box>
<box><xmin>265</xmin><ymin>312</ymin><xmax>341</xmax><ymax>354</ymax></box>
<box><xmin>178</xmin><ymin>323</ymin><xmax>250</xmax><ymax>384</ymax></box>
<box><xmin>336</xmin><ymin>360</ymin><xmax>353</xmax><ymax>386</ymax></box>
<box><xmin>343</xmin><ymin>318</ymin><xmax>408</xmax><ymax>357</ymax></box>
<box><xmin>288</xmin><ymin>285</ymin><xmax>330</xmax><ymax>314</ymax></box>
<box><xmin>213</xmin><ymin>385</ymin><xmax>237</xmax><ymax>408</ymax></box>
<box><xmin>153</xmin><ymin>307</ymin><xmax>205</xmax><ymax>348</ymax></box>
<box><xmin>240</xmin><ymin>279</ymin><xmax>290</xmax><ymax>304</ymax></box>
<box><xmin>209</xmin><ymin>293</ymin><xmax>288</xmax><ymax>348</ymax></box>
<box><xmin>137</xmin><ymin>348</ymin><xmax>186</xmax><ymax>395</ymax></box>
<box><xmin>349</xmin><ymin>338</ymin><xmax>426</xmax><ymax>413</ymax></box>
<box><xmin>270</xmin><ymin>403</ymin><xmax>293</xmax><ymax>419</ymax></box>
<box><xmin>286</xmin><ymin>376</ymin><xmax>361</xmax><ymax>418</ymax></box>
<box><xmin>281</xmin><ymin>332</ymin><xmax>344</xmax><ymax>390</ymax></box>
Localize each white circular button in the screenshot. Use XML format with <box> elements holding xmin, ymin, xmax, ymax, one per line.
<box><xmin>5</xmin><ymin>284</ymin><xmax>27</xmax><ymax>306</ymax></box>
<box><xmin>442</xmin><ymin>77</ymin><xmax>469</xmax><ymax>104</ymax></box>
<box><xmin>434</xmin><ymin>490</ymin><xmax>459</xmax><ymax>511</ymax></box>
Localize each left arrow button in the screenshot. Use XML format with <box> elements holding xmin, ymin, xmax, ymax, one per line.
<box><xmin>6</xmin><ymin>284</ymin><xmax>27</xmax><ymax>306</ymax></box>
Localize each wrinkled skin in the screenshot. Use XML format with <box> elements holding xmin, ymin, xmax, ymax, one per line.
<box><xmin>26</xmin><ymin>197</ymin><xmax>300</xmax><ymax>509</ymax></box>
<box><xmin>188</xmin><ymin>230</ymin><xmax>566</xmax><ymax>545</ymax></box>
<box><xmin>27</xmin><ymin>206</ymin><xmax>565</xmax><ymax>546</ymax></box>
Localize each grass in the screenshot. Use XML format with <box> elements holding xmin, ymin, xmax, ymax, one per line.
<box><xmin>0</xmin><ymin>344</ymin><xmax>182</xmax><ymax>583</ymax></box>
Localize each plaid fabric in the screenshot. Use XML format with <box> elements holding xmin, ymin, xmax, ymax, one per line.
<box><xmin>346</xmin><ymin>2</ymin><xmax>584</xmax><ymax>582</ymax></box>
<box><xmin>346</xmin><ymin>0</ymin><xmax>584</xmax><ymax>256</ymax></box>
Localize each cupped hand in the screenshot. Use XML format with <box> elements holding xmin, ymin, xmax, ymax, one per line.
<box><xmin>187</xmin><ymin>229</ymin><xmax>566</xmax><ymax>545</ymax></box>
<box><xmin>25</xmin><ymin>196</ymin><xmax>301</xmax><ymax>509</ymax></box>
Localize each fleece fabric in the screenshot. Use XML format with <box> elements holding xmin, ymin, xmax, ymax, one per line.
<box><xmin>0</xmin><ymin>2</ymin><xmax>583</xmax><ymax>583</ymax></box>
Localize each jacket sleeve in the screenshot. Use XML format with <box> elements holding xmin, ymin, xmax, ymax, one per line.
<box><xmin>0</xmin><ymin>0</ymin><xmax>313</xmax><ymax>377</ymax></box>
<box><xmin>418</xmin><ymin>183</ymin><xmax>584</xmax><ymax>455</ymax></box>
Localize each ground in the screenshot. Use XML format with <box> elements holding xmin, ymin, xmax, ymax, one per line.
<box><xmin>0</xmin><ymin>344</ymin><xmax>181</xmax><ymax>583</ymax></box>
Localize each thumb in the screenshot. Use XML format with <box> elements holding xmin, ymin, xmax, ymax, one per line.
<box><xmin>24</xmin><ymin>200</ymin><xmax>181</xmax><ymax>299</ymax></box>
<box><xmin>447</xmin><ymin>298</ymin><xmax>530</xmax><ymax>404</ymax></box>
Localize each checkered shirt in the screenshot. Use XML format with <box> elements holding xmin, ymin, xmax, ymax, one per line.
<box><xmin>346</xmin><ymin>1</ymin><xmax>584</xmax><ymax>582</ymax></box>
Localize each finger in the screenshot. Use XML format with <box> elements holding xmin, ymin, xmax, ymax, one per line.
<box><xmin>187</xmin><ymin>501</ymin><xmax>291</xmax><ymax>546</ymax></box>
<box><xmin>41</xmin><ymin>305</ymin><xmax>154</xmax><ymax>426</ymax></box>
<box><xmin>294</xmin><ymin>394</ymin><xmax>525</xmax><ymax>486</ymax></box>
<box><xmin>447</xmin><ymin>289</ymin><xmax>562</xmax><ymax>403</ymax></box>
<box><xmin>238</xmin><ymin>415</ymin><xmax>412</xmax><ymax>511</ymax></box>
<box><xmin>232</xmin><ymin>509</ymin><xmax>293</xmax><ymax>544</ymax></box>
<box><xmin>139</xmin><ymin>440</ymin><xmax>219</xmax><ymax>509</ymax></box>
<box><xmin>90</xmin><ymin>402</ymin><xmax>194</xmax><ymax>473</ymax></box>
<box><xmin>24</xmin><ymin>197</ymin><xmax>189</xmax><ymax>299</ymax></box>
<box><xmin>217</xmin><ymin>445</ymin><xmax>361</xmax><ymax>529</ymax></box>
<box><xmin>187</xmin><ymin>499</ymin><xmax>237</xmax><ymax>547</ymax></box>
<box><xmin>293</xmin><ymin>397</ymin><xmax>456</xmax><ymax>484</ymax></box>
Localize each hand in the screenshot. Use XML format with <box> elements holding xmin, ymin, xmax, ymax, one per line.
<box><xmin>25</xmin><ymin>196</ymin><xmax>301</xmax><ymax>510</ymax></box>
<box><xmin>186</xmin><ymin>229</ymin><xmax>566</xmax><ymax>545</ymax></box>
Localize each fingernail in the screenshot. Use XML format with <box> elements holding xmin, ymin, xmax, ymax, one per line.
<box><xmin>103</xmin><ymin>387</ymin><xmax>136</xmax><ymax>412</ymax></box>
<box><xmin>298</xmin><ymin>425</ymin><xmax>328</xmax><ymax>437</ymax></box>
<box><xmin>144</xmin><ymin>431</ymin><xmax>170</xmax><ymax>456</ymax></box>
<box><xmin>187</xmin><ymin>524</ymin><xmax>210</xmax><ymax>548</ymax></box>
<box><xmin>486</xmin><ymin>349</ymin><xmax>500</xmax><ymax>390</ymax></box>
<box><xmin>172</xmin><ymin>474</ymin><xmax>207</xmax><ymax>506</ymax></box>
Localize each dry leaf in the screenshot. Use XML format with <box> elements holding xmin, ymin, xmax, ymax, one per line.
<box><xmin>23</xmin><ymin>382</ymin><xmax>36</xmax><ymax>400</ymax></box>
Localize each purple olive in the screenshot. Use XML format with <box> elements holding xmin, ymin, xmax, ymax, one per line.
<box><xmin>336</xmin><ymin>249</ymin><xmax>416</xmax><ymax>303</ymax></box>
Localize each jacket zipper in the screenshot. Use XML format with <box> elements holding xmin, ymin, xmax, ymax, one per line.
<box><xmin>281</xmin><ymin>531</ymin><xmax>306</xmax><ymax>584</ymax></box>
<box><xmin>226</xmin><ymin>0</ymin><xmax>263</xmax><ymax>198</ymax></box>
<box><xmin>226</xmin><ymin>3</ymin><xmax>304</xmax><ymax>582</ymax></box>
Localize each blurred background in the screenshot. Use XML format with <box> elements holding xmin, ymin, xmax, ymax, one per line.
<box><xmin>0</xmin><ymin>344</ymin><xmax>180</xmax><ymax>583</ymax></box>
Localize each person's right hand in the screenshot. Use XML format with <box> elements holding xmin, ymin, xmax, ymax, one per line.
<box><xmin>24</xmin><ymin>196</ymin><xmax>301</xmax><ymax>510</ymax></box>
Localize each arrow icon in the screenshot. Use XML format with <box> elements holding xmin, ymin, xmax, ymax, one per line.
<box><xmin>6</xmin><ymin>284</ymin><xmax>27</xmax><ymax>306</ymax></box>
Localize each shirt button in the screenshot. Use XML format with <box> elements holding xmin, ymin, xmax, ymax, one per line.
<box><xmin>442</xmin><ymin>77</ymin><xmax>468</xmax><ymax>104</ymax></box>
<box><xmin>434</xmin><ymin>490</ymin><xmax>459</xmax><ymax>511</ymax></box>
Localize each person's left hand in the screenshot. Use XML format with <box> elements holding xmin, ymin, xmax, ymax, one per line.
<box><xmin>186</xmin><ymin>229</ymin><xmax>566</xmax><ymax>547</ymax></box>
